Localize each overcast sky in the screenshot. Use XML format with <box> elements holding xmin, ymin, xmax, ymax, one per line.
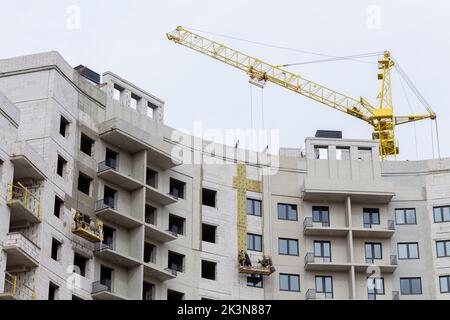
<box><xmin>1</xmin><ymin>0</ymin><xmax>448</xmax><ymax>160</ymax></box>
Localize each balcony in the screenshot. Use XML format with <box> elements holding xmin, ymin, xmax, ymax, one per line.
<box><xmin>0</xmin><ymin>272</ymin><xmax>36</xmax><ymax>300</ymax></box>
<box><xmin>97</xmin><ymin>161</ymin><xmax>143</xmax><ymax>191</ymax></box>
<box><xmin>352</xmin><ymin>220</ymin><xmax>395</xmax><ymax>239</ymax></box>
<box><xmin>7</xmin><ymin>183</ymin><xmax>41</xmax><ymax>225</ymax></box>
<box><xmin>303</xmin><ymin>217</ymin><xmax>349</xmax><ymax>237</ymax></box>
<box><xmin>93</xmin><ymin>243</ymin><xmax>141</xmax><ymax>269</ymax></box>
<box><xmin>354</xmin><ymin>255</ymin><xmax>398</xmax><ymax>273</ymax></box>
<box><xmin>3</xmin><ymin>233</ymin><xmax>40</xmax><ymax>271</ymax></box>
<box><xmin>392</xmin><ymin>290</ymin><xmax>400</xmax><ymax>300</ymax></box>
<box><xmin>91</xmin><ymin>280</ymin><xmax>127</xmax><ymax>300</ymax></box>
<box><xmin>10</xmin><ymin>141</ymin><xmax>46</xmax><ymax>180</ymax></box>
<box><xmin>304</xmin><ymin>252</ymin><xmax>351</xmax><ymax>271</ymax></box>
<box><xmin>143</xmin><ymin>263</ymin><xmax>177</xmax><ymax>281</ymax></box>
<box><xmin>305</xmin><ymin>289</ymin><xmax>333</xmax><ymax>300</ymax></box>
<box><xmin>145</xmin><ymin>184</ymin><xmax>177</xmax><ymax>206</ymax></box>
<box><xmin>144</xmin><ymin>223</ymin><xmax>177</xmax><ymax>243</ymax></box>
<box><xmin>95</xmin><ymin>200</ymin><xmax>142</xmax><ymax>229</ymax></box>
<box><xmin>99</xmin><ymin>118</ymin><xmax>181</xmax><ymax>169</ymax></box>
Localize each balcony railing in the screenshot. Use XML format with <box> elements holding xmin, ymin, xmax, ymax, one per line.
<box><xmin>306</xmin><ymin>288</ymin><xmax>317</xmax><ymax>300</ymax></box>
<box><xmin>95</xmin><ymin>198</ymin><xmax>116</xmax><ymax>211</ymax></box>
<box><xmin>390</xmin><ymin>255</ymin><xmax>398</xmax><ymax>265</ymax></box>
<box><xmin>388</xmin><ymin>220</ymin><xmax>395</xmax><ymax>230</ymax></box>
<box><xmin>303</xmin><ymin>217</ymin><xmax>313</xmax><ymax>230</ymax></box>
<box><xmin>365</xmin><ymin>255</ymin><xmax>397</xmax><ymax>265</ymax></box>
<box><xmin>2</xmin><ymin>272</ymin><xmax>36</xmax><ymax>300</ymax></box>
<box><xmin>5</xmin><ymin>232</ymin><xmax>40</xmax><ymax>264</ymax></box>
<box><xmin>304</xmin><ymin>252</ymin><xmax>315</xmax><ymax>266</ymax></box>
<box><xmin>92</xmin><ymin>279</ymin><xmax>112</xmax><ymax>294</ymax></box>
<box><xmin>98</xmin><ymin>159</ymin><xmax>118</xmax><ymax>172</ymax></box>
<box><xmin>93</xmin><ymin>242</ymin><xmax>114</xmax><ymax>252</ymax></box>
<box><xmin>7</xmin><ymin>183</ymin><xmax>41</xmax><ymax>221</ymax></box>
<box><xmin>392</xmin><ymin>290</ymin><xmax>400</xmax><ymax>300</ymax></box>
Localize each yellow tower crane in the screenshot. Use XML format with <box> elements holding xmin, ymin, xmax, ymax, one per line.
<box><xmin>166</xmin><ymin>26</ymin><xmax>436</xmax><ymax>160</ymax></box>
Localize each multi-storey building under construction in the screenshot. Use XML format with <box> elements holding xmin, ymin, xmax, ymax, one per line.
<box><xmin>0</xmin><ymin>51</ymin><xmax>449</xmax><ymax>300</ymax></box>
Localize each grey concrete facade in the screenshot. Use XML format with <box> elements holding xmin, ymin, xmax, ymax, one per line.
<box><xmin>0</xmin><ymin>51</ymin><xmax>449</xmax><ymax>300</ymax></box>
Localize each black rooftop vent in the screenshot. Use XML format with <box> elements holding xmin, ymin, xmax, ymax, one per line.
<box><xmin>74</xmin><ymin>65</ymin><xmax>100</xmax><ymax>85</ymax></box>
<box><xmin>315</xmin><ymin>130</ymin><xmax>342</xmax><ymax>139</ymax></box>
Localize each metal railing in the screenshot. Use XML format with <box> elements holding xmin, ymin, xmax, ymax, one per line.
<box><xmin>7</xmin><ymin>183</ymin><xmax>41</xmax><ymax>221</ymax></box>
<box><xmin>305</xmin><ymin>289</ymin><xmax>317</xmax><ymax>300</ymax></box>
<box><xmin>93</xmin><ymin>242</ymin><xmax>114</xmax><ymax>252</ymax></box>
<box><xmin>166</xmin><ymin>229</ymin><xmax>179</xmax><ymax>237</ymax></box>
<box><xmin>304</xmin><ymin>252</ymin><xmax>315</xmax><ymax>265</ymax></box>
<box><xmin>392</xmin><ymin>290</ymin><xmax>400</xmax><ymax>300</ymax></box>
<box><xmin>2</xmin><ymin>272</ymin><xmax>37</xmax><ymax>300</ymax></box>
<box><xmin>92</xmin><ymin>279</ymin><xmax>112</xmax><ymax>294</ymax></box>
<box><xmin>165</xmin><ymin>265</ymin><xmax>180</xmax><ymax>276</ymax></box>
<box><xmin>95</xmin><ymin>198</ymin><xmax>116</xmax><ymax>211</ymax></box>
<box><xmin>390</xmin><ymin>255</ymin><xmax>398</xmax><ymax>265</ymax></box>
<box><xmin>303</xmin><ymin>217</ymin><xmax>313</xmax><ymax>230</ymax></box>
<box><xmin>98</xmin><ymin>159</ymin><xmax>118</xmax><ymax>173</ymax></box>
<box><xmin>388</xmin><ymin>220</ymin><xmax>395</xmax><ymax>230</ymax></box>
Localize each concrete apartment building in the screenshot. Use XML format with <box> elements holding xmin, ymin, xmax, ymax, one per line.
<box><xmin>0</xmin><ymin>51</ymin><xmax>449</xmax><ymax>300</ymax></box>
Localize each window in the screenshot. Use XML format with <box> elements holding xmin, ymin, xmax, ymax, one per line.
<box><xmin>168</xmin><ymin>251</ymin><xmax>185</xmax><ymax>273</ymax></box>
<box><xmin>147</xmin><ymin>102</ymin><xmax>156</xmax><ymax>118</ymax></box>
<box><xmin>103</xmin><ymin>186</ymin><xmax>117</xmax><ymax>209</ymax></box>
<box><xmin>102</xmin><ymin>225</ymin><xmax>115</xmax><ymax>248</ymax></box>
<box><xmin>202</xmin><ymin>188</ymin><xmax>216</xmax><ymax>207</ymax></box>
<box><xmin>247</xmin><ymin>198</ymin><xmax>262</xmax><ymax>216</ymax></box>
<box><xmin>48</xmin><ymin>282</ymin><xmax>59</xmax><ymax>300</ymax></box>
<box><xmin>201</xmin><ymin>260</ymin><xmax>216</xmax><ymax>280</ymax></box>
<box><xmin>113</xmin><ymin>84</ymin><xmax>123</xmax><ymax>101</ymax></box>
<box><xmin>80</xmin><ymin>133</ymin><xmax>94</xmax><ymax>156</ymax></box>
<box><xmin>51</xmin><ymin>238</ymin><xmax>62</xmax><ymax>261</ymax></box>
<box><xmin>277</xmin><ymin>203</ymin><xmax>297</xmax><ymax>221</ymax></box>
<box><xmin>434</xmin><ymin>206</ymin><xmax>450</xmax><ymax>223</ymax></box>
<box><xmin>56</xmin><ymin>155</ymin><xmax>67</xmax><ymax>177</ymax></box>
<box><xmin>440</xmin><ymin>276</ymin><xmax>450</xmax><ymax>293</ymax></box>
<box><xmin>365</xmin><ymin>242</ymin><xmax>382</xmax><ymax>263</ymax></box>
<box><xmin>279</xmin><ymin>274</ymin><xmax>300</xmax><ymax>292</ymax></box>
<box><xmin>202</xmin><ymin>224</ymin><xmax>216</xmax><ymax>243</ymax></box>
<box><xmin>278</xmin><ymin>238</ymin><xmax>299</xmax><ymax>256</ymax></box>
<box><xmin>167</xmin><ymin>289</ymin><xmax>184</xmax><ymax>300</ymax></box>
<box><xmin>145</xmin><ymin>205</ymin><xmax>156</xmax><ymax>225</ymax></box>
<box><xmin>395</xmin><ymin>208</ymin><xmax>416</xmax><ymax>225</ymax></box>
<box><xmin>130</xmin><ymin>93</ymin><xmax>140</xmax><ymax>110</ymax></box>
<box><xmin>367</xmin><ymin>277</ymin><xmax>385</xmax><ymax>300</ymax></box>
<box><xmin>144</xmin><ymin>242</ymin><xmax>156</xmax><ymax>264</ymax></box>
<box><xmin>363</xmin><ymin>208</ymin><xmax>380</xmax><ymax>228</ymax></box>
<box><xmin>73</xmin><ymin>253</ymin><xmax>88</xmax><ymax>277</ymax></box>
<box><xmin>357</xmin><ymin>147</ymin><xmax>372</xmax><ymax>161</ymax></box>
<box><xmin>100</xmin><ymin>265</ymin><xmax>113</xmax><ymax>291</ymax></box>
<box><xmin>146</xmin><ymin>168</ymin><xmax>157</xmax><ymax>188</ymax></box>
<box><xmin>315</xmin><ymin>276</ymin><xmax>333</xmax><ymax>298</ymax></box>
<box><xmin>314</xmin><ymin>146</ymin><xmax>328</xmax><ymax>160</ymax></box>
<box><xmin>77</xmin><ymin>173</ymin><xmax>92</xmax><ymax>196</ymax></box>
<box><xmin>336</xmin><ymin>147</ymin><xmax>350</xmax><ymax>160</ymax></box>
<box><xmin>314</xmin><ymin>241</ymin><xmax>331</xmax><ymax>262</ymax></box>
<box><xmin>143</xmin><ymin>282</ymin><xmax>154</xmax><ymax>300</ymax></box>
<box><xmin>169</xmin><ymin>214</ymin><xmax>185</xmax><ymax>235</ymax></box>
<box><xmin>247</xmin><ymin>233</ymin><xmax>262</xmax><ymax>252</ymax></box>
<box><xmin>59</xmin><ymin>115</ymin><xmax>69</xmax><ymax>137</ymax></box>
<box><xmin>398</xmin><ymin>243</ymin><xmax>420</xmax><ymax>259</ymax></box>
<box><xmin>105</xmin><ymin>148</ymin><xmax>118</xmax><ymax>169</ymax></box>
<box><xmin>53</xmin><ymin>196</ymin><xmax>64</xmax><ymax>218</ymax></box>
<box><xmin>247</xmin><ymin>275</ymin><xmax>263</xmax><ymax>288</ymax></box>
<box><xmin>169</xmin><ymin>178</ymin><xmax>185</xmax><ymax>199</ymax></box>
<box><xmin>312</xmin><ymin>206</ymin><xmax>329</xmax><ymax>227</ymax></box>
<box><xmin>436</xmin><ymin>240</ymin><xmax>450</xmax><ymax>258</ymax></box>
<box><xmin>400</xmin><ymin>278</ymin><xmax>422</xmax><ymax>295</ymax></box>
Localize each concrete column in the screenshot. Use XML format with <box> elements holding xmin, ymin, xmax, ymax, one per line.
<box><xmin>136</xmin><ymin>98</ymin><xmax>147</xmax><ymax>116</ymax></box>
<box><xmin>346</xmin><ymin>196</ymin><xmax>356</xmax><ymax>299</ymax></box>
<box><xmin>121</xmin><ymin>89</ymin><xmax>131</xmax><ymax>109</ymax></box>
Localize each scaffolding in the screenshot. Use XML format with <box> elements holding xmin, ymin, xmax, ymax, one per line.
<box><xmin>1</xmin><ymin>272</ymin><xmax>36</xmax><ymax>300</ymax></box>
<box><xmin>72</xmin><ymin>211</ymin><xmax>104</xmax><ymax>243</ymax></box>
<box><xmin>7</xmin><ymin>182</ymin><xmax>42</xmax><ymax>221</ymax></box>
<box><xmin>238</xmin><ymin>251</ymin><xmax>275</xmax><ymax>276</ymax></box>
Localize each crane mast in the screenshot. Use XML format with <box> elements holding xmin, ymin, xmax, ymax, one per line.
<box><xmin>166</xmin><ymin>26</ymin><xmax>436</xmax><ymax>160</ymax></box>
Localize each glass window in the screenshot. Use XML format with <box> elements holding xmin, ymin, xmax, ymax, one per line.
<box><xmin>395</xmin><ymin>208</ymin><xmax>416</xmax><ymax>225</ymax></box>
<box><xmin>367</xmin><ymin>277</ymin><xmax>385</xmax><ymax>299</ymax></box>
<box><xmin>277</xmin><ymin>203</ymin><xmax>297</xmax><ymax>221</ymax></box>
<box><xmin>280</xmin><ymin>274</ymin><xmax>300</xmax><ymax>292</ymax></box>
<box><xmin>247</xmin><ymin>233</ymin><xmax>262</xmax><ymax>252</ymax></box>
<box><xmin>312</xmin><ymin>206</ymin><xmax>330</xmax><ymax>227</ymax></box>
<box><xmin>398</xmin><ymin>243</ymin><xmax>419</xmax><ymax>259</ymax></box>
<box><xmin>247</xmin><ymin>275</ymin><xmax>263</xmax><ymax>288</ymax></box>
<box><xmin>315</xmin><ymin>276</ymin><xmax>333</xmax><ymax>298</ymax></box>
<box><xmin>400</xmin><ymin>278</ymin><xmax>422</xmax><ymax>295</ymax></box>
<box><xmin>440</xmin><ymin>276</ymin><xmax>450</xmax><ymax>293</ymax></box>
<box><xmin>314</xmin><ymin>241</ymin><xmax>331</xmax><ymax>262</ymax></box>
<box><xmin>436</xmin><ymin>240</ymin><xmax>450</xmax><ymax>257</ymax></box>
<box><xmin>363</xmin><ymin>209</ymin><xmax>380</xmax><ymax>228</ymax></box>
<box><xmin>365</xmin><ymin>243</ymin><xmax>382</xmax><ymax>263</ymax></box>
<box><xmin>434</xmin><ymin>206</ymin><xmax>450</xmax><ymax>223</ymax></box>
<box><xmin>247</xmin><ymin>198</ymin><xmax>262</xmax><ymax>217</ymax></box>
<box><xmin>279</xmin><ymin>238</ymin><xmax>298</xmax><ymax>256</ymax></box>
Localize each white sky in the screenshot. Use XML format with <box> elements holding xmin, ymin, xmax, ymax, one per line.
<box><xmin>1</xmin><ymin>0</ymin><xmax>448</xmax><ymax>160</ymax></box>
